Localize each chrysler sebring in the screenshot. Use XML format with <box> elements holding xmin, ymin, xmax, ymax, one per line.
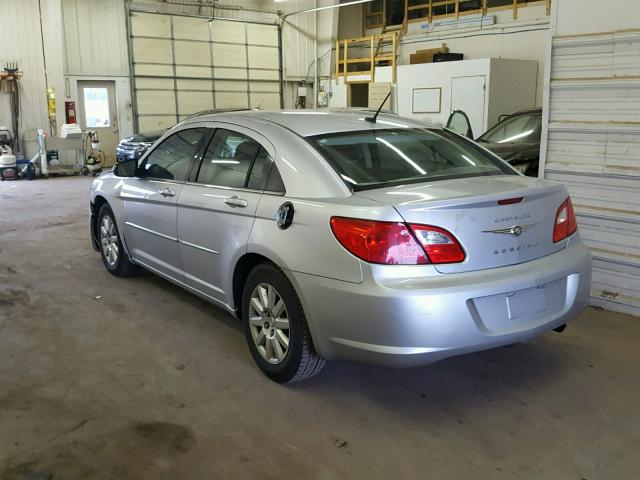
<box><xmin>90</xmin><ymin>110</ymin><xmax>591</xmax><ymax>383</ymax></box>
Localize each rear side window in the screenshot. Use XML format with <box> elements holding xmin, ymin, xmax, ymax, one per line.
<box><xmin>142</xmin><ymin>128</ymin><xmax>205</xmax><ymax>181</ymax></box>
<box><xmin>247</xmin><ymin>147</ymin><xmax>285</xmax><ymax>193</ymax></box>
<box><xmin>310</xmin><ymin>128</ymin><xmax>514</xmax><ymax>191</ymax></box>
<box><xmin>197</xmin><ymin>129</ymin><xmax>260</xmax><ymax>188</ymax></box>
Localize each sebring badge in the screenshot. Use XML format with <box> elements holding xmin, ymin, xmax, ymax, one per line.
<box><xmin>483</xmin><ymin>223</ymin><xmax>538</xmax><ymax>236</ymax></box>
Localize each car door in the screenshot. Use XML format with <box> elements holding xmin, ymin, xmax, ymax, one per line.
<box><xmin>177</xmin><ymin>125</ymin><xmax>283</xmax><ymax>307</ymax></box>
<box><xmin>121</xmin><ymin>127</ymin><xmax>207</xmax><ymax>280</ymax></box>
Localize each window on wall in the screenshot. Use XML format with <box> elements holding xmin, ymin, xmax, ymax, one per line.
<box><xmin>83</xmin><ymin>88</ymin><xmax>111</xmax><ymax>128</ymax></box>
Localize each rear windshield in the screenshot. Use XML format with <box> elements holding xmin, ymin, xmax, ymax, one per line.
<box><xmin>477</xmin><ymin>112</ymin><xmax>542</xmax><ymax>144</ymax></box>
<box><xmin>309</xmin><ymin>128</ymin><xmax>515</xmax><ymax>191</ymax></box>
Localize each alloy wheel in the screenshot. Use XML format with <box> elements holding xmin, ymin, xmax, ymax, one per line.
<box><xmin>100</xmin><ymin>215</ymin><xmax>119</xmax><ymax>267</ymax></box>
<box><xmin>248</xmin><ymin>282</ymin><xmax>290</xmax><ymax>364</ymax></box>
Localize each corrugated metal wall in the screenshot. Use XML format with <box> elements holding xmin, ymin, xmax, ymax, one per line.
<box><xmin>543</xmin><ymin>29</ymin><xmax>640</xmax><ymax>315</ymax></box>
<box><xmin>62</xmin><ymin>0</ymin><xmax>129</xmax><ymax>76</ymax></box>
<box><xmin>0</xmin><ymin>0</ymin><xmax>49</xmax><ymax>153</ymax></box>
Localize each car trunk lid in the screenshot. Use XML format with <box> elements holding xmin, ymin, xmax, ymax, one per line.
<box><xmin>354</xmin><ymin>175</ymin><xmax>568</xmax><ymax>273</ymax></box>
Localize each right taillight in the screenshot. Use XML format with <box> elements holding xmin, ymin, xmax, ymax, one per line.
<box><xmin>329</xmin><ymin>217</ymin><xmax>465</xmax><ymax>265</ymax></box>
<box><xmin>553</xmin><ymin>197</ymin><xmax>578</xmax><ymax>243</ymax></box>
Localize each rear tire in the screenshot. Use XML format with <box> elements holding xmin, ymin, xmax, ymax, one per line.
<box><xmin>242</xmin><ymin>263</ymin><xmax>325</xmax><ymax>383</ymax></box>
<box><xmin>97</xmin><ymin>203</ymin><xmax>138</xmax><ymax>277</ymax></box>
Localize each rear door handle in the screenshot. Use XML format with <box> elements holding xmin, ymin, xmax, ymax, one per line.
<box><xmin>159</xmin><ymin>187</ymin><xmax>176</xmax><ymax>197</ymax></box>
<box><xmin>224</xmin><ymin>196</ymin><xmax>248</xmax><ymax>208</ymax></box>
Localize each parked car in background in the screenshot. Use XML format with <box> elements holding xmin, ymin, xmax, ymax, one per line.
<box><xmin>116</xmin><ymin>109</ymin><xmax>252</xmax><ymax>163</ymax></box>
<box><xmin>116</xmin><ymin>129</ymin><xmax>163</xmax><ymax>163</ymax></box>
<box><xmin>91</xmin><ymin>110</ymin><xmax>591</xmax><ymax>383</ymax></box>
<box><xmin>447</xmin><ymin>108</ymin><xmax>542</xmax><ymax>177</ymax></box>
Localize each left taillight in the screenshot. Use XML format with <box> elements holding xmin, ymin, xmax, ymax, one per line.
<box><xmin>553</xmin><ymin>197</ymin><xmax>578</xmax><ymax>243</ymax></box>
<box><xmin>329</xmin><ymin>217</ymin><xmax>465</xmax><ymax>265</ymax></box>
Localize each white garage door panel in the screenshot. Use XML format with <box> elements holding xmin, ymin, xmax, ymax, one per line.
<box><xmin>247</xmin><ymin>24</ymin><xmax>278</xmax><ymax>46</ymax></box>
<box><xmin>172</xmin><ymin>17</ymin><xmax>209</xmax><ymax>41</ymax></box>
<box><xmin>550</xmin><ymin>83</ymin><xmax>640</xmax><ymax>124</ymax></box>
<box><xmin>250</xmin><ymin>93</ymin><xmax>280</xmax><ymax>109</ymax></box>
<box><xmin>133</xmin><ymin>64</ymin><xmax>173</xmax><ymax>77</ymax></box>
<box><xmin>211</xmin><ymin>21</ymin><xmax>245</xmax><ymax>43</ymax></box>
<box><xmin>215</xmin><ymin>80</ymin><xmax>248</xmax><ymax>93</ymax></box>
<box><xmin>544</xmin><ymin>30</ymin><xmax>640</xmax><ymax>315</ymax></box>
<box><xmin>592</xmin><ymin>259</ymin><xmax>640</xmax><ymax>311</ymax></box>
<box><xmin>138</xmin><ymin>115</ymin><xmax>175</xmax><ymax>132</ymax></box>
<box><xmin>212</xmin><ymin>44</ymin><xmax>247</xmax><ymax>68</ymax></box>
<box><xmin>250</xmin><ymin>69</ymin><xmax>279</xmax><ymax>81</ymax></box>
<box><xmin>215</xmin><ymin>92</ymin><xmax>249</xmax><ymax>109</ymax></box>
<box><xmin>175</xmin><ymin>65</ymin><xmax>211</xmax><ymax>78</ymax></box>
<box><xmin>547</xmin><ymin>171</ymin><xmax>640</xmax><ymax>223</ymax></box>
<box><xmin>133</xmin><ymin>38</ymin><xmax>172</xmax><ymax>63</ymax></box>
<box><xmin>178</xmin><ymin>91</ymin><xmax>214</xmax><ymax>114</ymax></box>
<box><xmin>552</xmin><ymin>35</ymin><xmax>640</xmax><ymax>78</ymax></box>
<box><xmin>214</xmin><ymin>68</ymin><xmax>247</xmax><ymax>80</ymax></box>
<box><xmin>250</xmin><ymin>81</ymin><xmax>280</xmax><ymax>93</ymax></box>
<box><xmin>132</xmin><ymin>13</ymin><xmax>170</xmax><ymax>37</ymax></box>
<box><xmin>136</xmin><ymin>91</ymin><xmax>176</xmax><ymax>115</ymax></box>
<box><xmin>174</xmin><ymin>41</ymin><xmax>211</xmax><ymax>66</ymax></box>
<box><xmin>177</xmin><ymin>79</ymin><xmax>213</xmax><ymax>91</ymax></box>
<box><xmin>135</xmin><ymin>78</ymin><xmax>174</xmax><ymax>89</ymax></box>
<box><xmin>130</xmin><ymin>11</ymin><xmax>280</xmax><ymax>129</ymax></box>
<box><xmin>247</xmin><ymin>46</ymin><xmax>279</xmax><ymax>69</ymax></box>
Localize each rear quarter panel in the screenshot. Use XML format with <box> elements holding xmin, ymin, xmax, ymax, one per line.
<box><xmin>248</xmin><ymin>194</ymin><xmax>405</xmax><ymax>284</ymax></box>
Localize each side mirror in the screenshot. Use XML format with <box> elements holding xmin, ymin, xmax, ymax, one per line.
<box><xmin>446</xmin><ymin>110</ymin><xmax>474</xmax><ymax>139</ymax></box>
<box><xmin>113</xmin><ymin>158</ymin><xmax>138</xmax><ymax>177</ymax></box>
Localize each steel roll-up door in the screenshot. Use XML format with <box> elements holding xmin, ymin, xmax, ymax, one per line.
<box><xmin>542</xmin><ymin>29</ymin><xmax>640</xmax><ymax>315</ymax></box>
<box><xmin>128</xmin><ymin>11</ymin><xmax>281</xmax><ymax>132</ymax></box>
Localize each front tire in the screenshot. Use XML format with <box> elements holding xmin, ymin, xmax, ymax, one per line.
<box><xmin>97</xmin><ymin>203</ymin><xmax>138</xmax><ymax>277</ymax></box>
<box><xmin>242</xmin><ymin>263</ymin><xmax>325</xmax><ymax>383</ymax></box>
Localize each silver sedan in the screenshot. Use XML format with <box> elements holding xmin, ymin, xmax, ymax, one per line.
<box><xmin>90</xmin><ymin>110</ymin><xmax>592</xmax><ymax>382</ymax></box>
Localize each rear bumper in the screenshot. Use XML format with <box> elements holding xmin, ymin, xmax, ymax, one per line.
<box><xmin>287</xmin><ymin>238</ymin><xmax>592</xmax><ymax>367</ymax></box>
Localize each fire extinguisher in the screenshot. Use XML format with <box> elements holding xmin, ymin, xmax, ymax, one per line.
<box><xmin>65</xmin><ymin>101</ymin><xmax>77</xmax><ymax>124</ymax></box>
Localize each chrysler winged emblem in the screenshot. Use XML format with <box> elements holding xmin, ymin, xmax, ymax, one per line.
<box><xmin>483</xmin><ymin>223</ymin><xmax>538</xmax><ymax>236</ymax></box>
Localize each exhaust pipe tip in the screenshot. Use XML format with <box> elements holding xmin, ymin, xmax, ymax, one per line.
<box><xmin>553</xmin><ymin>324</ymin><xmax>566</xmax><ymax>333</ymax></box>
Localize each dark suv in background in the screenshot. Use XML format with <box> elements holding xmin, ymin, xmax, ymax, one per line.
<box><xmin>116</xmin><ymin>109</ymin><xmax>254</xmax><ymax>163</ymax></box>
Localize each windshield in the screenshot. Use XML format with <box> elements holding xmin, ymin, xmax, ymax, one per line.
<box><xmin>478</xmin><ymin>112</ymin><xmax>542</xmax><ymax>144</ymax></box>
<box><xmin>310</xmin><ymin>128</ymin><xmax>515</xmax><ymax>191</ymax></box>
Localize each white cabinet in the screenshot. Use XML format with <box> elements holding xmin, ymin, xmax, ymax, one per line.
<box><xmin>395</xmin><ymin>58</ymin><xmax>538</xmax><ymax>136</ymax></box>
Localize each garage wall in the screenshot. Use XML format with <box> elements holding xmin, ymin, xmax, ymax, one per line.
<box><xmin>0</xmin><ymin>0</ymin><xmax>49</xmax><ymax>155</ymax></box>
<box><xmin>389</xmin><ymin>4</ymin><xmax>551</xmax><ymax>105</ymax></box>
<box><xmin>541</xmin><ymin>0</ymin><xmax>640</xmax><ymax>315</ymax></box>
<box><xmin>62</xmin><ymin>0</ymin><xmax>129</xmax><ymax>76</ymax></box>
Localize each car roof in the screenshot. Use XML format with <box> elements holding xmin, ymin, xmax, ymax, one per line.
<box><xmin>181</xmin><ymin>109</ymin><xmax>442</xmax><ymax>137</ymax></box>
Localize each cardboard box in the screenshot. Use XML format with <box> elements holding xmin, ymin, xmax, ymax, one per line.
<box><xmin>409</xmin><ymin>44</ymin><xmax>449</xmax><ymax>64</ymax></box>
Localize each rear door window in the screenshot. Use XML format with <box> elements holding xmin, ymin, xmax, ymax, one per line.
<box><xmin>196</xmin><ymin>129</ymin><xmax>260</xmax><ymax>188</ymax></box>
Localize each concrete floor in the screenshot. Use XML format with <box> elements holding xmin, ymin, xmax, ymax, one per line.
<box><xmin>1</xmin><ymin>176</ymin><xmax>639</xmax><ymax>480</ymax></box>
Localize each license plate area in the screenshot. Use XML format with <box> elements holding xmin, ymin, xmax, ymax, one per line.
<box><xmin>506</xmin><ymin>287</ymin><xmax>547</xmax><ymax>320</ymax></box>
<box><xmin>469</xmin><ymin>277</ymin><xmax>568</xmax><ymax>334</ymax></box>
